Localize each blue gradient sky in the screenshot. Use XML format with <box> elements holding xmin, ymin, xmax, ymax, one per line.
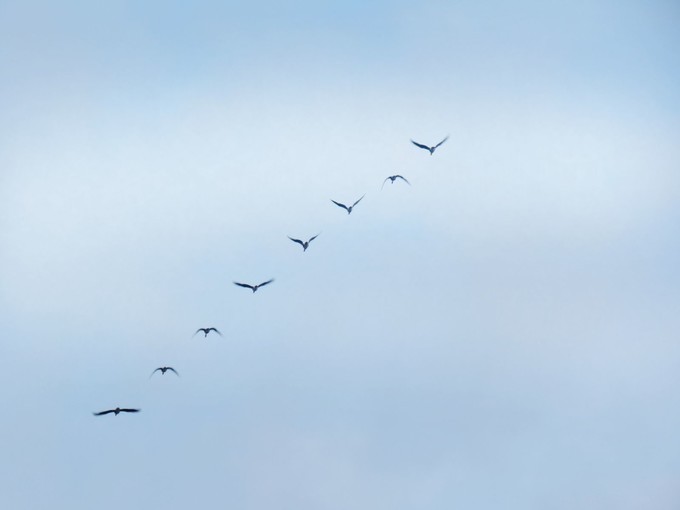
<box><xmin>1</xmin><ymin>1</ymin><xmax>679</xmax><ymax>509</ymax></box>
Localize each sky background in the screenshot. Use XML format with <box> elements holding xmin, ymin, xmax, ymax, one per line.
<box><xmin>1</xmin><ymin>0</ymin><xmax>679</xmax><ymax>508</ymax></box>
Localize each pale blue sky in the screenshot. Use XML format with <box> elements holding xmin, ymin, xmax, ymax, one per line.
<box><xmin>1</xmin><ymin>1</ymin><xmax>679</xmax><ymax>509</ymax></box>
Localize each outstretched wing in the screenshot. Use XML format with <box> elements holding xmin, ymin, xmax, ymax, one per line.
<box><xmin>331</xmin><ymin>200</ymin><xmax>349</xmax><ymax>212</ymax></box>
<box><xmin>308</xmin><ymin>233</ymin><xmax>320</xmax><ymax>243</ymax></box>
<box><xmin>434</xmin><ymin>136</ymin><xmax>449</xmax><ymax>149</ymax></box>
<box><xmin>352</xmin><ymin>194</ymin><xmax>365</xmax><ymax>208</ymax></box>
<box><xmin>395</xmin><ymin>175</ymin><xmax>411</xmax><ymax>185</ymax></box>
<box><xmin>411</xmin><ymin>139</ymin><xmax>431</xmax><ymax>151</ymax></box>
<box><xmin>167</xmin><ymin>367</ymin><xmax>180</xmax><ymax>377</ymax></box>
<box><xmin>208</xmin><ymin>328</ymin><xmax>222</xmax><ymax>336</ymax></box>
<box><xmin>150</xmin><ymin>368</ymin><xmax>162</xmax><ymax>378</ymax></box>
<box><xmin>120</xmin><ymin>408</ymin><xmax>140</xmax><ymax>413</ymax></box>
<box><xmin>258</xmin><ymin>278</ymin><xmax>275</xmax><ymax>288</ymax></box>
<box><xmin>193</xmin><ymin>328</ymin><xmax>206</xmax><ymax>337</ymax></box>
<box><xmin>234</xmin><ymin>282</ymin><xmax>255</xmax><ymax>290</ymax></box>
<box><xmin>93</xmin><ymin>409</ymin><xmax>115</xmax><ymax>416</ymax></box>
<box><xmin>288</xmin><ymin>236</ymin><xmax>305</xmax><ymax>247</ymax></box>
<box><xmin>381</xmin><ymin>177</ymin><xmax>391</xmax><ymax>189</ymax></box>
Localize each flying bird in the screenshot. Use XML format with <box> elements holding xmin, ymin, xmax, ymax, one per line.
<box><xmin>331</xmin><ymin>195</ymin><xmax>365</xmax><ymax>215</ymax></box>
<box><xmin>233</xmin><ymin>279</ymin><xmax>275</xmax><ymax>293</ymax></box>
<box><xmin>410</xmin><ymin>136</ymin><xmax>449</xmax><ymax>155</ymax></box>
<box><xmin>288</xmin><ymin>234</ymin><xmax>320</xmax><ymax>252</ymax></box>
<box><xmin>93</xmin><ymin>407</ymin><xmax>140</xmax><ymax>416</ymax></box>
<box><xmin>194</xmin><ymin>327</ymin><xmax>222</xmax><ymax>338</ymax></box>
<box><xmin>150</xmin><ymin>366</ymin><xmax>179</xmax><ymax>378</ymax></box>
<box><xmin>382</xmin><ymin>175</ymin><xmax>410</xmax><ymax>188</ymax></box>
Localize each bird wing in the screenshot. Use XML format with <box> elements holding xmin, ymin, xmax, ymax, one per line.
<box><xmin>288</xmin><ymin>236</ymin><xmax>305</xmax><ymax>247</ymax></box>
<box><xmin>234</xmin><ymin>282</ymin><xmax>255</xmax><ymax>290</ymax></box>
<box><xmin>209</xmin><ymin>328</ymin><xmax>223</xmax><ymax>336</ymax></box>
<box><xmin>352</xmin><ymin>194</ymin><xmax>365</xmax><ymax>207</ymax></box>
<box><xmin>396</xmin><ymin>175</ymin><xmax>411</xmax><ymax>185</ymax></box>
<box><xmin>167</xmin><ymin>367</ymin><xmax>180</xmax><ymax>377</ymax></box>
<box><xmin>150</xmin><ymin>368</ymin><xmax>162</xmax><ymax>378</ymax></box>
<box><xmin>308</xmin><ymin>233</ymin><xmax>320</xmax><ymax>243</ymax></box>
<box><xmin>258</xmin><ymin>279</ymin><xmax>274</xmax><ymax>288</ymax></box>
<box><xmin>331</xmin><ymin>200</ymin><xmax>349</xmax><ymax>211</ymax></box>
<box><xmin>193</xmin><ymin>328</ymin><xmax>205</xmax><ymax>337</ymax></box>
<box><xmin>411</xmin><ymin>140</ymin><xmax>431</xmax><ymax>151</ymax></box>
<box><xmin>381</xmin><ymin>177</ymin><xmax>391</xmax><ymax>189</ymax></box>
<box><xmin>434</xmin><ymin>135</ymin><xmax>449</xmax><ymax>149</ymax></box>
<box><xmin>93</xmin><ymin>410</ymin><xmax>115</xmax><ymax>416</ymax></box>
<box><xmin>120</xmin><ymin>408</ymin><xmax>140</xmax><ymax>413</ymax></box>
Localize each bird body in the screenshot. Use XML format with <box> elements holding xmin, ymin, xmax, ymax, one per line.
<box><xmin>151</xmin><ymin>366</ymin><xmax>179</xmax><ymax>377</ymax></box>
<box><xmin>382</xmin><ymin>175</ymin><xmax>410</xmax><ymax>188</ymax></box>
<box><xmin>331</xmin><ymin>195</ymin><xmax>365</xmax><ymax>215</ymax></box>
<box><xmin>93</xmin><ymin>407</ymin><xmax>140</xmax><ymax>416</ymax></box>
<box><xmin>194</xmin><ymin>327</ymin><xmax>222</xmax><ymax>338</ymax></box>
<box><xmin>233</xmin><ymin>279</ymin><xmax>275</xmax><ymax>293</ymax></box>
<box><xmin>288</xmin><ymin>234</ymin><xmax>319</xmax><ymax>251</ymax></box>
<box><xmin>410</xmin><ymin>136</ymin><xmax>449</xmax><ymax>155</ymax></box>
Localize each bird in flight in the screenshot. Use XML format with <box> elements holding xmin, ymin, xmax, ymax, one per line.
<box><xmin>93</xmin><ymin>407</ymin><xmax>140</xmax><ymax>416</ymax></box>
<box><xmin>410</xmin><ymin>136</ymin><xmax>449</xmax><ymax>155</ymax></box>
<box><xmin>150</xmin><ymin>366</ymin><xmax>179</xmax><ymax>378</ymax></box>
<box><xmin>233</xmin><ymin>279</ymin><xmax>275</xmax><ymax>293</ymax></box>
<box><xmin>382</xmin><ymin>175</ymin><xmax>410</xmax><ymax>188</ymax></box>
<box><xmin>288</xmin><ymin>234</ymin><xmax>320</xmax><ymax>252</ymax></box>
<box><xmin>194</xmin><ymin>327</ymin><xmax>222</xmax><ymax>338</ymax></box>
<box><xmin>331</xmin><ymin>195</ymin><xmax>365</xmax><ymax>215</ymax></box>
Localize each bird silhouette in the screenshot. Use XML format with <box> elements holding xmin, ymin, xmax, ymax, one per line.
<box><xmin>331</xmin><ymin>195</ymin><xmax>365</xmax><ymax>214</ymax></box>
<box><xmin>150</xmin><ymin>366</ymin><xmax>179</xmax><ymax>378</ymax></box>
<box><xmin>233</xmin><ymin>279</ymin><xmax>275</xmax><ymax>293</ymax></box>
<box><xmin>382</xmin><ymin>175</ymin><xmax>410</xmax><ymax>188</ymax></box>
<box><xmin>288</xmin><ymin>234</ymin><xmax>320</xmax><ymax>252</ymax></box>
<box><xmin>93</xmin><ymin>407</ymin><xmax>140</xmax><ymax>416</ymax></box>
<box><xmin>194</xmin><ymin>327</ymin><xmax>222</xmax><ymax>338</ymax></box>
<box><xmin>410</xmin><ymin>136</ymin><xmax>449</xmax><ymax>155</ymax></box>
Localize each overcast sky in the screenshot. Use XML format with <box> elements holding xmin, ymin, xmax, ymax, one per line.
<box><xmin>1</xmin><ymin>1</ymin><xmax>679</xmax><ymax>509</ymax></box>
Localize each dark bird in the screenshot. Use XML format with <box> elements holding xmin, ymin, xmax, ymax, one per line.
<box><xmin>150</xmin><ymin>366</ymin><xmax>179</xmax><ymax>378</ymax></box>
<box><xmin>233</xmin><ymin>279</ymin><xmax>275</xmax><ymax>293</ymax></box>
<box><xmin>93</xmin><ymin>407</ymin><xmax>140</xmax><ymax>416</ymax></box>
<box><xmin>410</xmin><ymin>136</ymin><xmax>449</xmax><ymax>155</ymax></box>
<box><xmin>288</xmin><ymin>233</ymin><xmax>320</xmax><ymax>252</ymax></box>
<box><xmin>331</xmin><ymin>195</ymin><xmax>365</xmax><ymax>215</ymax></box>
<box><xmin>194</xmin><ymin>327</ymin><xmax>222</xmax><ymax>338</ymax></box>
<box><xmin>382</xmin><ymin>175</ymin><xmax>410</xmax><ymax>189</ymax></box>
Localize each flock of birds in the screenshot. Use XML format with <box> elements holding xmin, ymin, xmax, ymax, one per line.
<box><xmin>92</xmin><ymin>135</ymin><xmax>449</xmax><ymax>417</ymax></box>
